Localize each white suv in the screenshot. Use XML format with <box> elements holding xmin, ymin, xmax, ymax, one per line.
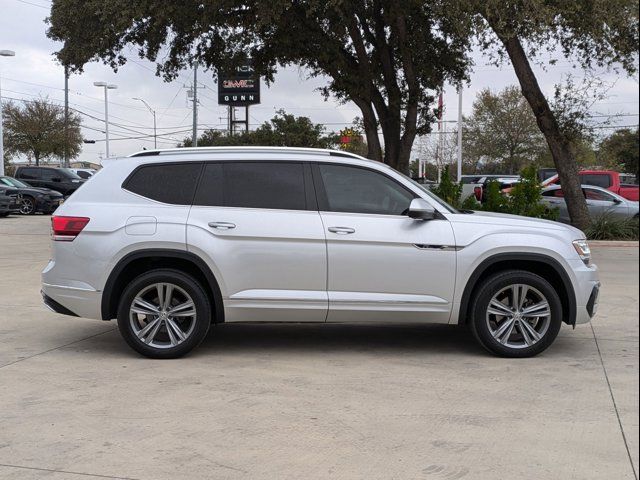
<box><xmin>42</xmin><ymin>147</ymin><xmax>600</xmax><ymax>358</ymax></box>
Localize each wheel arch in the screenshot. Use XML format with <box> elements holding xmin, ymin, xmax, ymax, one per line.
<box><xmin>458</xmin><ymin>253</ymin><xmax>576</xmax><ymax>326</ymax></box>
<box><xmin>101</xmin><ymin>249</ymin><xmax>224</xmax><ymax>324</ymax></box>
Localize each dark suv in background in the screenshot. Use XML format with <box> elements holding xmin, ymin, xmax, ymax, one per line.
<box><xmin>15</xmin><ymin>166</ymin><xmax>85</xmax><ymax>197</ymax></box>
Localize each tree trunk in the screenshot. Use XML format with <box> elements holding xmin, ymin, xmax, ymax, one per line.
<box><xmin>501</xmin><ymin>35</ymin><xmax>590</xmax><ymax>231</ymax></box>
<box><xmin>352</xmin><ymin>98</ymin><xmax>383</xmax><ymax>161</ymax></box>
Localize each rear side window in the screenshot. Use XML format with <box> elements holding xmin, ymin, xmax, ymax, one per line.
<box><xmin>580</xmin><ymin>174</ymin><xmax>611</xmax><ymax>189</ymax></box>
<box><xmin>18</xmin><ymin>168</ymin><xmax>40</xmax><ymax>180</ymax></box>
<box><xmin>193</xmin><ymin>162</ymin><xmax>306</xmax><ymax>210</ymax></box>
<box><xmin>124</xmin><ymin>163</ymin><xmax>202</xmax><ymax>205</ymax></box>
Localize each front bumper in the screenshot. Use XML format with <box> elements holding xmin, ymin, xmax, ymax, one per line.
<box><xmin>572</xmin><ymin>261</ymin><xmax>601</xmax><ymax>325</ymax></box>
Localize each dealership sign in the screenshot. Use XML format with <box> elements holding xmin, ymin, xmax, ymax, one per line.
<box><xmin>218</xmin><ymin>64</ymin><xmax>261</xmax><ymax>106</ymax></box>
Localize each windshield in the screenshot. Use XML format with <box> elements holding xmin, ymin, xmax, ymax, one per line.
<box><xmin>0</xmin><ymin>176</ymin><xmax>30</xmax><ymax>188</ymax></box>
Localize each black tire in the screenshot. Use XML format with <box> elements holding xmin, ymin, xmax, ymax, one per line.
<box><xmin>117</xmin><ymin>269</ymin><xmax>211</xmax><ymax>359</ymax></box>
<box><xmin>0</xmin><ymin>212</ymin><xmax>9</xmax><ymax>217</ymax></box>
<box><xmin>19</xmin><ymin>196</ymin><xmax>36</xmax><ymax>215</ymax></box>
<box><xmin>469</xmin><ymin>270</ymin><xmax>563</xmax><ymax>358</ymax></box>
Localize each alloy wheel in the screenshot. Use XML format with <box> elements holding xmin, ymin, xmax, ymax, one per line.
<box><xmin>485</xmin><ymin>284</ymin><xmax>551</xmax><ymax>349</ymax></box>
<box><xmin>19</xmin><ymin>195</ymin><xmax>35</xmax><ymax>215</ymax></box>
<box><xmin>129</xmin><ymin>282</ymin><xmax>197</xmax><ymax>349</ymax></box>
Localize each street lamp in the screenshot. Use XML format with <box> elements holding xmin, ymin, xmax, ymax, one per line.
<box><xmin>93</xmin><ymin>81</ymin><xmax>117</xmax><ymax>158</ymax></box>
<box><xmin>0</xmin><ymin>49</ymin><xmax>16</xmax><ymax>176</ymax></box>
<box><xmin>133</xmin><ymin>97</ymin><xmax>157</xmax><ymax>149</ymax></box>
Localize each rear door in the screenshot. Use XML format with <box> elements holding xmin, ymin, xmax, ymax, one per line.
<box><xmin>187</xmin><ymin>161</ymin><xmax>327</xmax><ymax>322</ymax></box>
<box><xmin>18</xmin><ymin>168</ymin><xmax>42</xmax><ymax>188</ymax></box>
<box><xmin>313</xmin><ymin>163</ymin><xmax>456</xmax><ymax>323</ymax></box>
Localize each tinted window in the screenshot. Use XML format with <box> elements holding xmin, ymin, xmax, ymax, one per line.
<box><xmin>124</xmin><ymin>163</ymin><xmax>202</xmax><ymax>205</ymax></box>
<box><xmin>193</xmin><ymin>163</ymin><xmax>224</xmax><ymax>206</ymax></box>
<box><xmin>41</xmin><ymin>169</ymin><xmax>61</xmax><ymax>181</ymax></box>
<box><xmin>18</xmin><ymin>168</ymin><xmax>40</xmax><ymax>180</ymax></box>
<box><xmin>318</xmin><ymin>164</ymin><xmax>414</xmax><ymax>215</ymax></box>
<box><xmin>75</xmin><ymin>171</ymin><xmax>92</xmax><ymax>179</ymax></box>
<box><xmin>542</xmin><ymin>190</ymin><xmax>558</xmax><ymax>197</ymax></box>
<box><xmin>193</xmin><ymin>162</ymin><xmax>306</xmax><ymax>210</ymax></box>
<box><xmin>581</xmin><ymin>174</ymin><xmax>611</xmax><ymax>188</ymax></box>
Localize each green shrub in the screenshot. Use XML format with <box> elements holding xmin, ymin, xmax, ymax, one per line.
<box><xmin>430</xmin><ymin>166</ymin><xmax>463</xmax><ymax>207</ymax></box>
<box><xmin>585</xmin><ymin>214</ymin><xmax>639</xmax><ymax>240</ymax></box>
<box><xmin>506</xmin><ymin>166</ymin><xmax>559</xmax><ymax>221</ymax></box>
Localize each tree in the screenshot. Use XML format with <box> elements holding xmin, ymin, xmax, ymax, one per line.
<box><xmin>598</xmin><ymin>128</ymin><xmax>639</xmax><ymax>175</ymax></box>
<box><xmin>2</xmin><ymin>98</ymin><xmax>83</xmax><ymax>165</ymax></box>
<box><xmin>460</xmin><ymin>0</ymin><xmax>639</xmax><ymax>230</ymax></box>
<box><xmin>181</xmin><ymin>110</ymin><xmax>337</xmax><ymax>149</ymax></box>
<box><xmin>463</xmin><ymin>86</ymin><xmax>547</xmax><ymax>175</ymax></box>
<box><xmin>47</xmin><ymin>1</ymin><xmax>471</xmax><ymax>173</ymax></box>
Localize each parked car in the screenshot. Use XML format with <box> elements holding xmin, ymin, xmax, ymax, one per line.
<box><xmin>0</xmin><ymin>176</ymin><xmax>64</xmax><ymax>215</ymax></box>
<box><xmin>69</xmin><ymin>168</ymin><xmax>97</xmax><ymax>179</ymax></box>
<box><xmin>473</xmin><ymin>175</ymin><xmax>521</xmax><ymax>202</ymax></box>
<box><xmin>42</xmin><ymin>147</ymin><xmax>600</xmax><ymax>359</ymax></box>
<box><xmin>15</xmin><ymin>166</ymin><xmax>85</xmax><ymax>197</ymax></box>
<box><xmin>541</xmin><ymin>185</ymin><xmax>639</xmax><ymax>223</ymax></box>
<box><xmin>0</xmin><ymin>185</ymin><xmax>20</xmax><ymax>217</ymax></box>
<box><xmin>543</xmin><ymin>170</ymin><xmax>639</xmax><ymax>201</ymax></box>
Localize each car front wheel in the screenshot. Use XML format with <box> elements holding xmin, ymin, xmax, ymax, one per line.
<box><xmin>117</xmin><ymin>269</ymin><xmax>211</xmax><ymax>358</ymax></box>
<box><xmin>469</xmin><ymin>270</ymin><xmax>563</xmax><ymax>358</ymax></box>
<box><xmin>19</xmin><ymin>196</ymin><xmax>36</xmax><ymax>215</ymax></box>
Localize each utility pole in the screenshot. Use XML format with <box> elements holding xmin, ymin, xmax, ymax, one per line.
<box><xmin>0</xmin><ymin>49</ymin><xmax>16</xmax><ymax>177</ymax></box>
<box><xmin>64</xmin><ymin>66</ymin><xmax>69</xmax><ymax>168</ymax></box>
<box><xmin>192</xmin><ymin>61</ymin><xmax>198</xmax><ymax>147</ymax></box>
<box><xmin>457</xmin><ymin>88</ymin><xmax>463</xmax><ymax>182</ymax></box>
<box><xmin>93</xmin><ymin>82</ymin><xmax>118</xmax><ymax>159</ymax></box>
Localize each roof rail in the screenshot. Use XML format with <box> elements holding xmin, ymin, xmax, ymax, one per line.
<box><xmin>128</xmin><ymin>146</ymin><xmax>364</xmax><ymax>159</ymax></box>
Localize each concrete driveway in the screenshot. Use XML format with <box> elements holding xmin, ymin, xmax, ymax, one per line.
<box><xmin>0</xmin><ymin>215</ymin><xmax>638</xmax><ymax>480</ymax></box>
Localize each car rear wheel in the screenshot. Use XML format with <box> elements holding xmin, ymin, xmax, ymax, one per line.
<box><xmin>19</xmin><ymin>195</ymin><xmax>36</xmax><ymax>215</ymax></box>
<box><xmin>469</xmin><ymin>270</ymin><xmax>562</xmax><ymax>358</ymax></box>
<box><xmin>117</xmin><ymin>269</ymin><xmax>211</xmax><ymax>359</ymax></box>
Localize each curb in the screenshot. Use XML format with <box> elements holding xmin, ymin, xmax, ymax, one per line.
<box><xmin>589</xmin><ymin>240</ymin><xmax>639</xmax><ymax>247</ymax></box>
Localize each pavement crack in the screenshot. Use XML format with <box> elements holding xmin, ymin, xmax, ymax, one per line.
<box><xmin>0</xmin><ymin>462</ymin><xmax>142</xmax><ymax>480</ymax></box>
<box><xmin>590</xmin><ymin>322</ymin><xmax>638</xmax><ymax>480</ymax></box>
<box><xmin>0</xmin><ymin>328</ymin><xmax>116</xmax><ymax>369</ymax></box>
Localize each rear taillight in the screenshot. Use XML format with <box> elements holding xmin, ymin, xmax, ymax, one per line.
<box><xmin>51</xmin><ymin>216</ymin><xmax>90</xmax><ymax>241</ymax></box>
<box><xmin>474</xmin><ymin>186</ymin><xmax>482</xmax><ymax>201</ymax></box>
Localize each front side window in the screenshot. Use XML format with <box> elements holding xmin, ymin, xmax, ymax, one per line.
<box><xmin>124</xmin><ymin>163</ymin><xmax>202</xmax><ymax>205</ymax></box>
<box><xmin>41</xmin><ymin>169</ymin><xmax>61</xmax><ymax>181</ymax></box>
<box><xmin>318</xmin><ymin>164</ymin><xmax>414</xmax><ymax>215</ymax></box>
<box><xmin>193</xmin><ymin>162</ymin><xmax>306</xmax><ymax>211</ymax></box>
<box><xmin>584</xmin><ymin>188</ymin><xmax>615</xmax><ymax>202</ymax></box>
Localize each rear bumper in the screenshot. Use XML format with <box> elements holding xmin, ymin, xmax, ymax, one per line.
<box><xmin>41</xmin><ymin>281</ymin><xmax>102</xmax><ymax>319</ymax></box>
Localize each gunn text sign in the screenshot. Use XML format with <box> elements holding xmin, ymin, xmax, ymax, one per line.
<box><xmin>218</xmin><ymin>65</ymin><xmax>261</xmax><ymax>106</ymax></box>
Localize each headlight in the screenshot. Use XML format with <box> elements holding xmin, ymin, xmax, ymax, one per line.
<box><xmin>573</xmin><ymin>239</ymin><xmax>592</xmax><ymax>266</ymax></box>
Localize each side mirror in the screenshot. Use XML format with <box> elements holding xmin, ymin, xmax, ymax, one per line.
<box><xmin>613</xmin><ymin>198</ymin><xmax>622</xmax><ymax>205</ymax></box>
<box><xmin>408</xmin><ymin>198</ymin><xmax>437</xmax><ymax>220</ymax></box>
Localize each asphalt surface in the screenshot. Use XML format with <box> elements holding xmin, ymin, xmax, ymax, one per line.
<box><xmin>0</xmin><ymin>215</ymin><xmax>638</xmax><ymax>480</ymax></box>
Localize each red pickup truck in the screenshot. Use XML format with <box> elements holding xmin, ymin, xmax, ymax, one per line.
<box><xmin>543</xmin><ymin>170</ymin><xmax>639</xmax><ymax>201</ymax></box>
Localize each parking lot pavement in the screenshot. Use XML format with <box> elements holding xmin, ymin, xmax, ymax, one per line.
<box><xmin>0</xmin><ymin>215</ymin><xmax>638</xmax><ymax>480</ymax></box>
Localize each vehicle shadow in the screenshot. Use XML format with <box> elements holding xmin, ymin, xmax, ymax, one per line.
<box><xmin>193</xmin><ymin>322</ymin><xmax>483</xmax><ymax>358</ymax></box>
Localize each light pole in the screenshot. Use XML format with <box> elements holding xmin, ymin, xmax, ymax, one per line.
<box><xmin>0</xmin><ymin>49</ymin><xmax>16</xmax><ymax>176</ymax></box>
<box><xmin>93</xmin><ymin>81</ymin><xmax>117</xmax><ymax>158</ymax></box>
<box><xmin>132</xmin><ymin>97</ymin><xmax>157</xmax><ymax>149</ymax></box>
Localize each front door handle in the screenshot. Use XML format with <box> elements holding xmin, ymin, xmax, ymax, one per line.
<box><xmin>328</xmin><ymin>226</ymin><xmax>355</xmax><ymax>235</ymax></box>
<box><xmin>208</xmin><ymin>221</ymin><xmax>236</xmax><ymax>230</ymax></box>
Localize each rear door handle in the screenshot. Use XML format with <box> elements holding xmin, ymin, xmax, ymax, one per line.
<box><xmin>208</xmin><ymin>221</ymin><xmax>236</xmax><ymax>230</ymax></box>
<box><xmin>328</xmin><ymin>226</ymin><xmax>355</xmax><ymax>235</ymax></box>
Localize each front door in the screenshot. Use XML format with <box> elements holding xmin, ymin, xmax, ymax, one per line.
<box><xmin>313</xmin><ymin>163</ymin><xmax>457</xmax><ymax>323</ymax></box>
<box><xmin>187</xmin><ymin>161</ymin><xmax>327</xmax><ymax>322</ymax></box>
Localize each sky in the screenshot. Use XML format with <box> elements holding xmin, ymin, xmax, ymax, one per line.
<box><xmin>1</xmin><ymin>0</ymin><xmax>638</xmax><ymax>165</ymax></box>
